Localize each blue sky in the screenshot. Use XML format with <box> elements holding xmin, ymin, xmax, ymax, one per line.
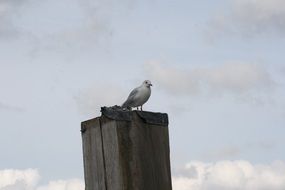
<box><xmin>1</xmin><ymin>0</ymin><xmax>285</xmax><ymax>189</ymax></box>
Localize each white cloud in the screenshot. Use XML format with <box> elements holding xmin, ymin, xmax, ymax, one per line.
<box><xmin>2</xmin><ymin>162</ymin><xmax>285</xmax><ymax>190</ymax></box>
<box><xmin>0</xmin><ymin>169</ymin><xmax>40</xmax><ymax>190</ymax></box>
<box><xmin>0</xmin><ymin>0</ymin><xmax>138</xmax><ymax>53</ymax></box>
<box><xmin>144</xmin><ymin>61</ymin><xmax>274</xmax><ymax>98</ymax></box>
<box><xmin>0</xmin><ymin>169</ymin><xmax>84</xmax><ymax>190</ymax></box>
<box><xmin>208</xmin><ymin>0</ymin><xmax>285</xmax><ymax>38</ymax></box>
<box><xmin>173</xmin><ymin>160</ymin><xmax>285</xmax><ymax>190</ymax></box>
<box><xmin>0</xmin><ymin>0</ymin><xmax>114</xmax><ymax>55</ymax></box>
<box><xmin>36</xmin><ymin>179</ymin><xmax>84</xmax><ymax>190</ymax></box>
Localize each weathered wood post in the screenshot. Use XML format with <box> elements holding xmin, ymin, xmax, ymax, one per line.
<box><xmin>81</xmin><ymin>107</ymin><xmax>172</xmax><ymax>190</ymax></box>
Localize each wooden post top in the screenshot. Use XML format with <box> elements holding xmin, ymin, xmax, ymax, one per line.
<box><xmin>81</xmin><ymin>106</ymin><xmax>169</xmax><ymax>133</ymax></box>
<box><xmin>81</xmin><ymin>106</ymin><xmax>172</xmax><ymax>190</ymax></box>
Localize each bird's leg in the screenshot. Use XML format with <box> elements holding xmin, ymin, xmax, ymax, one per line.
<box><xmin>136</xmin><ymin>107</ymin><xmax>139</xmax><ymax>110</ymax></box>
<box><xmin>140</xmin><ymin>105</ymin><xmax>143</xmax><ymax>111</ymax></box>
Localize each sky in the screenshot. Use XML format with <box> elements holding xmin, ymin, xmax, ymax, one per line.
<box><xmin>1</xmin><ymin>0</ymin><xmax>285</xmax><ymax>189</ymax></box>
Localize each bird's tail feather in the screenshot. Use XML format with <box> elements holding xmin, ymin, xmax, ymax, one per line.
<box><xmin>122</xmin><ymin>99</ymin><xmax>133</xmax><ymax>108</ymax></box>
<box><xmin>121</xmin><ymin>101</ymin><xmax>128</xmax><ymax>108</ymax></box>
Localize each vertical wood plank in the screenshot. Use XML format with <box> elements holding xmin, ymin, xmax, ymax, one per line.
<box><xmin>120</xmin><ymin>113</ymin><xmax>172</xmax><ymax>190</ymax></box>
<box><xmin>81</xmin><ymin>118</ymin><xmax>106</xmax><ymax>190</ymax></box>
<box><xmin>100</xmin><ymin>116</ymin><xmax>124</xmax><ymax>190</ymax></box>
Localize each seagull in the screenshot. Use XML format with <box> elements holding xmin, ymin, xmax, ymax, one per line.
<box><xmin>122</xmin><ymin>80</ymin><xmax>152</xmax><ymax>111</ymax></box>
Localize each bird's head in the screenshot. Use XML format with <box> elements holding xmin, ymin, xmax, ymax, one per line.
<box><xmin>142</xmin><ymin>80</ymin><xmax>152</xmax><ymax>88</ymax></box>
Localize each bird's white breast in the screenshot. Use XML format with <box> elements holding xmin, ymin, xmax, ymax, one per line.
<box><xmin>132</xmin><ymin>86</ymin><xmax>151</xmax><ymax>107</ymax></box>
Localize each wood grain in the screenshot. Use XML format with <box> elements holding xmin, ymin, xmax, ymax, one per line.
<box><xmin>81</xmin><ymin>111</ymin><xmax>172</xmax><ymax>190</ymax></box>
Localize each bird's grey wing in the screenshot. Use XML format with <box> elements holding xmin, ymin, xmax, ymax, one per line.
<box><xmin>122</xmin><ymin>87</ymin><xmax>139</xmax><ymax>108</ymax></box>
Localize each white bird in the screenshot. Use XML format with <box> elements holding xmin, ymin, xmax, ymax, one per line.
<box><xmin>122</xmin><ymin>80</ymin><xmax>152</xmax><ymax>110</ymax></box>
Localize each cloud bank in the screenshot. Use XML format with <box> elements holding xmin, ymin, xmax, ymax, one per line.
<box><xmin>2</xmin><ymin>161</ymin><xmax>285</xmax><ymax>190</ymax></box>
<box><xmin>0</xmin><ymin>169</ymin><xmax>39</xmax><ymax>190</ymax></box>
<box><xmin>208</xmin><ymin>0</ymin><xmax>285</xmax><ymax>38</ymax></box>
<box><xmin>0</xmin><ymin>169</ymin><xmax>84</xmax><ymax>190</ymax></box>
<box><xmin>173</xmin><ymin>160</ymin><xmax>285</xmax><ymax>190</ymax></box>
<box><xmin>36</xmin><ymin>179</ymin><xmax>84</xmax><ymax>190</ymax></box>
<box><xmin>145</xmin><ymin>61</ymin><xmax>274</xmax><ymax>99</ymax></box>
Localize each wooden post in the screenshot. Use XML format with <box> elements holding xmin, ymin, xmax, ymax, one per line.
<box><xmin>81</xmin><ymin>107</ymin><xmax>172</xmax><ymax>190</ymax></box>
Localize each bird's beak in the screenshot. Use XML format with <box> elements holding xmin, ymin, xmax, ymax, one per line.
<box><xmin>150</xmin><ymin>84</ymin><xmax>153</xmax><ymax>86</ymax></box>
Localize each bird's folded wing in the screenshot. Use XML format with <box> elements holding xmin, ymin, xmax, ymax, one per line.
<box><xmin>128</xmin><ymin>87</ymin><xmax>139</xmax><ymax>99</ymax></box>
<box><xmin>122</xmin><ymin>87</ymin><xmax>139</xmax><ymax>107</ymax></box>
